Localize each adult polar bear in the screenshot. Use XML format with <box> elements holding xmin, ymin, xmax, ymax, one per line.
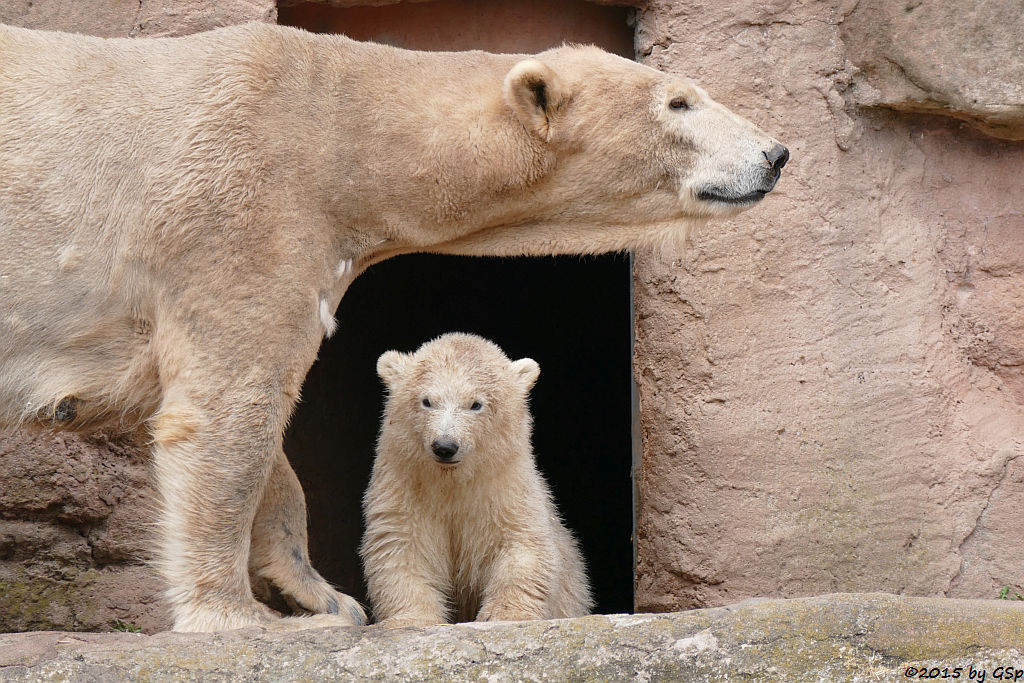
<box><xmin>0</xmin><ymin>22</ymin><xmax>787</xmax><ymax>631</ymax></box>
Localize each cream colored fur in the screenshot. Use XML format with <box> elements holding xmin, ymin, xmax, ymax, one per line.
<box><xmin>0</xmin><ymin>21</ymin><xmax>783</xmax><ymax>631</ymax></box>
<box><xmin>363</xmin><ymin>334</ymin><xmax>592</xmax><ymax>625</ymax></box>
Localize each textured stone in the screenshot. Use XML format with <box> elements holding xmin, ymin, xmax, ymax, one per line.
<box><xmin>278</xmin><ymin>0</ymin><xmax>637</xmax><ymax>7</ymax></box>
<box><xmin>633</xmin><ymin>0</ymin><xmax>1024</xmax><ymax>612</ymax></box>
<box><xmin>0</xmin><ymin>0</ymin><xmax>275</xmax><ymax>38</ymax></box>
<box><xmin>0</xmin><ymin>0</ymin><xmax>137</xmax><ymax>38</ymax></box>
<box><xmin>842</xmin><ymin>0</ymin><xmax>1024</xmax><ymax>140</ymax></box>
<box><xmin>279</xmin><ymin>0</ymin><xmax>435</xmax><ymax>6</ymax></box>
<box><xmin>0</xmin><ymin>594</ymin><xmax>1021</xmax><ymax>681</ymax></box>
<box><xmin>133</xmin><ymin>0</ymin><xmax>276</xmax><ymax>38</ymax></box>
<box><xmin>0</xmin><ymin>432</ymin><xmax>166</xmax><ymax>634</ymax></box>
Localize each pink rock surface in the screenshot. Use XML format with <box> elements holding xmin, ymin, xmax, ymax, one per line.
<box><xmin>0</xmin><ymin>432</ymin><xmax>167</xmax><ymax>633</ymax></box>
<box><xmin>633</xmin><ymin>0</ymin><xmax>1024</xmax><ymax>611</ymax></box>
<box><xmin>842</xmin><ymin>0</ymin><xmax>1024</xmax><ymax>140</ymax></box>
<box><xmin>0</xmin><ymin>0</ymin><xmax>275</xmax><ymax>38</ymax></box>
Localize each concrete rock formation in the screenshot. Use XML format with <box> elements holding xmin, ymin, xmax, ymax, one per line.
<box><xmin>634</xmin><ymin>0</ymin><xmax>1024</xmax><ymax>612</ymax></box>
<box><xmin>0</xmin><ymin>594</ymin><xmax>1022</xmax><ymax>681</ymax></box>
<box><xmin>0</xmin><ymin>0</ymin><xmax>276</xmax><ymax>38</ymax></box>
<box><xmin>0</xmin><ymin>432</ymin><xmax>166</xmax><ymax>633</ymax></box>
<box><xmin>842</xmin><ymin>0</ymin><xmax>1024</xmax><ymax>141</ymax></box>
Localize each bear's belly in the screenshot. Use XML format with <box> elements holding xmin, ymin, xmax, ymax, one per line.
<box><xmin>0</xmin><ymin>260</ymin><xmax>160</xmax><ymax>430</ymax></box>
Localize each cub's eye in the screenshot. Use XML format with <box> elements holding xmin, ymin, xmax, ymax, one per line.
<box><xmin>470</xmin><ymin>401</ymin><xmax>483</xmax><ymax>411</ymax></box>
<box><xmin>669</xmin><ymin>97</ymin><xmax>689</xmax><ymax>111</ymax></box>
<box><xmin>421</xmin><ymin>398</ymin><xmax>431</xmax><ymax>408</ymax></box>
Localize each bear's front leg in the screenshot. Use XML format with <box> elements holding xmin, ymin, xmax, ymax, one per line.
<box><xmin>477</xmin><ymin>543</ymin><xmax>551</xmax><ymax>622</ymax></box>
<box><xmin>151</xmin><ymin>380</ymin><xmax>284</xmax><ymax>631</ymax></box>
<box><xmin>249</xmin><ymin>447</ymin><xmax>366</xmax><ymax>625</ymax></box>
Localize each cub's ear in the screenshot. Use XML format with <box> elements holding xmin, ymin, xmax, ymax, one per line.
<box><xmin>377</xmin><ymin>351</ymin><xmax>410</xmax><ymax>386</ymax></box>
<box><xmin>503</xmin><ymin>59</ymin><xmax>566</xmax><ymax>140</ymax></box>
<box><xmin>510</xmin><ymin>358</ymin><xmax>540</xmax><ymax>390</ymax></box>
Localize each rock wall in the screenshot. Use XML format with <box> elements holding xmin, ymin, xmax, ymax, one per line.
<box><xmin>0</xmin><ymin>0</ymin><xmax>275</xmax><ymax>38</ymax></box>
<box><xmin>842</xmin><ymin>0</ymin><xmax>1024</xmax><ymax>141</ymax></box>
<box><xmin>633</xmin><ymin>0</ymin><xmax>1024</xmax><ymax>611</ymax></box>
<box><xmin>0</xmin><ymin>433</ymin><xmax>163</xmax><ymax>633</ymax></box>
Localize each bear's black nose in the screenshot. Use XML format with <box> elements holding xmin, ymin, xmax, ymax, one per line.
<box><xmin>431</xmin><ymin>438</ymin><xmax>460</xmax><ymax>461</ymax></box>
<box><xmin>765</xmin><ymin>144</ymin><xmax>789</xmax><ymax>172</ymax></box>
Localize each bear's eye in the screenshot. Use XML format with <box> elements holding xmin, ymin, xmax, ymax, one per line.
<box><xmin>470</xmin><ymin>401</ymin><xmax>483</xmax><ymax>411</ymax></box>
<box><xmin>669</xmin><ymin>97</ymin><xmax>690</xmax><ymax>111</ymax></box>
<box><xmin>421</xmin><ymin>397</ymin><xmax>431</xmax><ymax>408</ymax></box>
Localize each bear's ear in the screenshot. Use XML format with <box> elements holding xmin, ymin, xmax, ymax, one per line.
<box><xmin>377</xmin><ymin>351</ymin><xmax>410</xmax><ymax>386</ymax></box>
<box><xmin>510</xmin><ymin>358</ymin><xmax>540</xmax><ymax>390</ymax></box>
<box><xmin>503</xmin><ymin>59</ymin><xmax>566</xmax><ymax>141</ymax></box>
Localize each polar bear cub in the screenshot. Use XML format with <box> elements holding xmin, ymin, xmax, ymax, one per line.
<box><xmin>362</xmin><ymin>333</ymin><xmax>592</xmax><ymax>625</ymax></box>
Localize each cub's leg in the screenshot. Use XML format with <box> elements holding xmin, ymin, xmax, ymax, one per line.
<box><xmin>546</xmin><ymin>525</ymin><xmax>594</xmax><ymax>618</ymax></box>
<box><xmin>249</xmin><ymin>447</ymin><xmax>366</xmax><ymax>625</ymax></box>
<box><xmin>477</xmin><ymin>543</ymin><xmax>550</xmax><ymax>622</ymax></box>
<box><xmin>366</xmin><ymin>559</ymin><xmax>449</xmax><ymax>628</ymax></box>
<box><xmin>362</xmin><ymin>513</ymin><xmax>449</xmax><ymax>627</ymax></box>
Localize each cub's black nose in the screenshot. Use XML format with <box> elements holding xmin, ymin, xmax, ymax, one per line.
<box><xmin>431</xmin><ymin>438</ymin><xmax>460</xmax><ymax>461</ymax></box>
<box><xmin>765</xmin><ymin>144</ymin><xmax>790</xmax><ymax>172</ymax></box>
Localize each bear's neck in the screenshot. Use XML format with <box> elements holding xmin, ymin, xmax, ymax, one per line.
<box><xmin>269</xmin><ymin>36</ymin><xmax>552</xmax><ymax>268</ymax></box>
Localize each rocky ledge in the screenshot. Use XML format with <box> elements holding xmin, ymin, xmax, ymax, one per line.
<box><xmin>1</xmin><ymin>593</ymin><xmax>1022</xmax><ymax>681</ymax></box>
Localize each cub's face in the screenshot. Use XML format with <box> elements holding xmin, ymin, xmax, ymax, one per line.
<box><xmin>377</xmin><ymin>334</ymin><xmax>538</xmax><ymax>469</ymax></box>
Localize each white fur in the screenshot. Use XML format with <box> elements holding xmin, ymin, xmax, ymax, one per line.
<box><xmin>56</xmin><ymin>245</ymin><xmax>79</xmax><ymax>272</ymax></box>
<box><xmin>362</xmin><ymin>333</ymin><xmax>592</xmax><ymax>626</ymax></box>
<box><xmin>319</xmin><ymin>297</ymin><xmax>337</xmax><ymax>338</ymax></box>
<box><xmin>0</xmin><ymin>21</ymin><xmax>782</xmax><ymax>632</ymax></box>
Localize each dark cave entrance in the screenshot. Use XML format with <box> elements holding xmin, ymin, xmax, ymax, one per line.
<box><xmin>279</xmin><ymin>0</ymin><xmax>637</xmax><ymax>617</ymax></box>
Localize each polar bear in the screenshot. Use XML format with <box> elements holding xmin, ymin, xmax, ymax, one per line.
<box><xmin>362</xmin><ymin>333</ymin><xmax>592</xmax><ymax>626</ymax></box>
<box><xmin>0</xmin><ymin>22</ymin><xmax>787</xmax><ymax>631</ymax></box>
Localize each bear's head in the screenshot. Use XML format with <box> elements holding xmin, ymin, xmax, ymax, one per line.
<box><xmin>423</xmin><ymin>46</ymin><xmax>789</xmax><ymax>257</ymax></box>
<box><xmin>376</xmin><ymin>333</ymin><xmax>538</xmax><ymax>471</ymax></box>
